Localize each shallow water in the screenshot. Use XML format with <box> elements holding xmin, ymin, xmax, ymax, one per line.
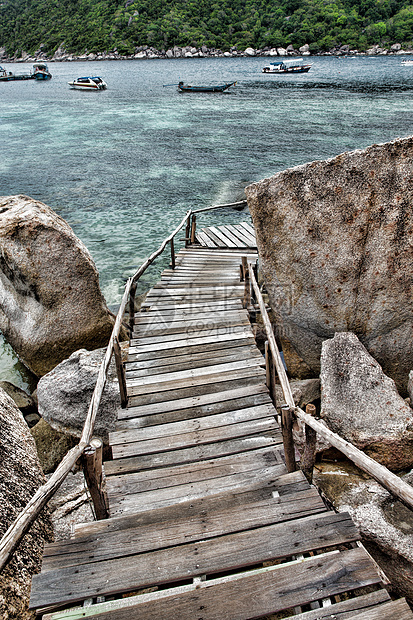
<box><xmin>1</xmin><ymin>55</ymin><xmax>413</xmax><ymax>388</ymax></box>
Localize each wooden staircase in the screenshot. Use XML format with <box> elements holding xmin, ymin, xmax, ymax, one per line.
<box><xmin>29</xmin><ymin>245</ymin><xmax>413</xmax><ymax>620</ymax></box>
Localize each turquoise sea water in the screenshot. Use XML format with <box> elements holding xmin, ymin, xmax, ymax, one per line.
<box><xmin>1</xmin><ymin>55</ymin><xmax>413</xmax><ymax>389</ymax></box>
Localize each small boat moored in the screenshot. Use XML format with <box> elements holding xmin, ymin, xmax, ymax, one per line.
<box><xmin>32</xmin><ymin>63</ymin><xmax>52</xmax><ymax>80</ymax></box>
<box><xmin>0</xmin><ymin>63</ymin><xmax>52</xmax><ymax>81</ymax></box>
<box><xmin>0</xmin><ymin>65</ymin><xmax>32</xmax><ymax>81</ymax></box>
<box><xmin>68</xmin><ymin>76</ymin><xmax>107</xmax><ymax>90</ymax></box>
<box><xmin>401</xmin><ymin>59</ymin><xmax>413</xmax><ymax>66</ymax></box>
<box><xmin>178</xmin><ymin>81</ymin><xmax>236</xmax><ymax>92</ymax></box>
<box><xmin>262</xmin><ymin>58</ymin><xmax>312</xmax><ymax>73</ymax></box>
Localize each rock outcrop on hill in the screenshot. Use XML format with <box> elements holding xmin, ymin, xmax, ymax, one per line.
<box><xmin>320</xmin><ymin>332</ymin><xmax>413</xmax><ymax>471</ymax></box>
<box><xmin>245</xmin><ymin>136</ymin><xmax>413</xmax><ymax>394</ymax></box>
<box><xmin>0</xmin><ymin>387</ymin><xmax>53</xmax><ymax>620</ymax></box>
<box><xmin>0</xmin><ymin>195</ymin><xmax>116</xmax><ymax>377</ymax></box>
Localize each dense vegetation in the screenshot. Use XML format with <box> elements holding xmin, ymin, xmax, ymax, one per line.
<box><xmin>1</xmin><ymin>0</ymin><xmax>413</xmax><ymax>57</ymax></box>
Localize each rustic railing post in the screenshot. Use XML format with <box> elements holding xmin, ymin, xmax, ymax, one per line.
<box><xmin>281</xmin><ymin>404</ymin><xmax>297</xmax><ymax>472</ymax></box>
<box><xmin>190</xmin><ymin>214</ymin><xmax>197</xmax><ymax>244</ymax></box>
<box><xmin>265</xmin><ymin>341</ymin><xmax>278</xmax><ymax>414</ymax></box>
<box><xmin>113</xmin><ymin>336</ymin><xmax>127</xmax><ymax>409</ymax></box>
<box><xmin>129</xmin><ymin>281</ymin><xmax>137</xmax><ymax>335</ymax></box>
<box><xmin>170</xmin><ymin>237</ymin><xmax>176</xmax><ymax>269</ymax></box>
<box><xmin>251</xmin><ymin>262</ymin><xmax>258</xmax><ymax>305</ymax></box>
<box><xmin>185</xmin><ymin>213</ymin><xmax>191</xmax><ymax>247</ymax></box>
<box><xmin>302</xmin><ymin>403</ymin><xmax>317</xmax><ymax>483</ymax></box>
<box><xmin>81</xmin><ymin>438</ymin><xmax>109</xmax><ymax>520</ymax></box>
<box><xmin>242</xmin><ymin>257</ymin><xmax>250</xmax><ymax>308</ymax></box>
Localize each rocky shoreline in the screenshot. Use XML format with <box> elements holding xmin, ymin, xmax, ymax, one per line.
<box><xmin>1</xmin><ymin>42</ymin><xmax>413</xmax><ymax>63</ymax></box>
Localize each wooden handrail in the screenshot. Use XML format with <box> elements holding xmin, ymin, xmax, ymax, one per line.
<box><xmin>192</xmin><ymin>199</ymin><xmax>247</xmax><ymax>214</ymax></box>
<box><xmin>0</xmin><ymin>210</ymin><xmax>193</xmax><ymax>571</ymax></box>
<box><xmin>247</xmin><ymin>261</ymin><xmax>413</xmax><ymax>511</ymax></box>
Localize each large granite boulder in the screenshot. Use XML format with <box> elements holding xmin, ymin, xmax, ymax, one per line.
<box><xmin>0</xmin><ymin>387</ymin><xmax>54</xmax><ymax>619</ymax></box>
<box><xmin>321</xmin><ymin>332</ymin><xmax>413</xmax><ymax>471</ymax></box>
<box><xmin>0</xmin><ymin>195</ymin><xmax>116</xmax><ymax>377</ymax></box>
<box><xmin>37</xmin><ymin>347</ymin><xmax>122</xmax><ymax>443</ymax></box>
<box><xmin>245</xmin><ymin>136</ymin><xmax>413</xmax><ymax>394</ymax></box>
<box><xmin>314</xmin><ymin>461</ymin><xmax>413</xmax><ymax>604</ymax></box>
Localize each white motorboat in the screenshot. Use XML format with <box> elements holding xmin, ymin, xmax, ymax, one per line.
<box><xmin>401</xmin><ymin>59</ymin><xmax>413</xmax><ymax>66</ymax></box>
<box><xmin>262</xmin><ymin>58</ymin><xmax>312</xmax><ymax>73</ymax></box>
<box><xmin>68</xmin><ymin>76</ymin><xmax>107</xmax><ymax>90</ymax></box>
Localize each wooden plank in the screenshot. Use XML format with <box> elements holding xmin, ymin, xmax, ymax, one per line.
<box><xmin>286</xmin><ymin>590</ymin><xmax>391</xmax><ymax>619</ymax></box>
<box><xmin>111</xmin><ymin>403</ymin><xmax>276</xmax><ymax>445</ymax></box>
<box><xmin>126</xmin><ymin>359</ymin><xmax>264</xmax><ymax>389</ymax></box>
<box><xmin>176</xmin><ymin>249</ymin><xmax>257</xmax><ymax>258</ymax></box>
<box><xmin>43</xmin><ymin>485</ymin><xmax>324</xmax><ymax>572</ymax></box>
<box><xmin>233</xmin><ymin>224</ymin><xmax>257</xmax><ymax>245</ymax></box>
<box><xmin>139</xmin><ymin>299</ymin><xmax>243</xmax><ymax>316</ymax></box>
<box><xmin>128</xmin><ymin>330</ymin><xmax>254</xmax><ymax>355</ymax></box>
<box><xmin>105</xmin><ymin>434</ymin><xmax>281</xmax><ymax>475</ymax></box>
<box><xmin>215</xmin><ymin>225</ymin><xmax>250</xmax><ymax>247</ymax></box>
<box><xmin>206</xmin><ymin>226</ymin><xmax>241</xmax><ymax>248</ymax></box>
<box><xmin>141</xmin><ymin>299</ymin><xmax>244</xmax><ymax>312</ymax></box>
<box><xmin>107</xmin><ymin>465</ymin><xmax>287</xmax><ymax>515</ymax></box>
<box><xmin>349</xmin><ymin>599</ymin><xmax>413</xmax><ymax>619</ymax></box>
<box><xmin>42</xmin><ymin>565</ymin><xmax>390</xmax><ymax>620</ymax></box>
<box><xmin>138</xmin><ymin>302</ymin><xmax>243</xmax><ymax>320</ymax></box>
<box><xmin>196</xmin><ymin>230</ymin><xmax>217</xmax><ymax>247</ymax></box>
<box><xmin>238</xmin><ymin>221</ymin><xmax>256</xmax><ymax>236</ymax></box>
<box><xmin>30</xmin><ymin>514</ymin><xmax>362</xmax><ymax>609</ymax></box>
<box><xmin>106</xmin><ymin>449</ymin><xmax>284</xmax><ymax>497</ymax></box>
<box><xmin>124</xmin><ymin>347</ymin><xmax>263</xmax><ymax>379</ymax></box>
<box><xmin>127</xmin><ymin>366</ymin><xmax>266</xmax><ymax>398</ymax></box>
<box><xmin>144</xmin><ymin>287</ymin><xmax>245</xmax><ymax>296</ymax></box>
<box><xmin>127</xmin><ymin>374</ymin><xmax>266</xmax><ymax>407</ymax></box>
<box><xmin>134</xmin><ymin>308</ymin><xmax>247</xmax><ymax>324</ymax></box>
<box><xmin>131</xmin><ymin>319</ymin><xmax>250</xmax><ymax>341</ymax></box>
<box><xmin>117</xmin><ymin>388</ymin><xmax>272</xmax><ymax>428</ymax></box>
<box><xmin>225</xmin><ymin>223</ymin><xmax>256</xmax><ymax>246</ymax></box>
<box><xmin>197</xmin><ymin>227</ymin><xmax>230</xmax><ymax>247</ymax></box>
<box><xmin>130</xmin><ymin>323</ymin><xmax>250</xmax><ymax>346</ymax></box>
<box><xmin>111</xmin><ymin>416</ymin><xmax>278</xmax><ymax>458</ymax></box>
<box><xmin>75</xmin><ymin>469</ymin><xmax>311</xmax><ymax>536</ymax></box>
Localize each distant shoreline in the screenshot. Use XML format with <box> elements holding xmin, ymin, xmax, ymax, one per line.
<box><xmin>2</xmin><ymin>43</ymin><xmax>413</xmax><ymax>64</ymax></box>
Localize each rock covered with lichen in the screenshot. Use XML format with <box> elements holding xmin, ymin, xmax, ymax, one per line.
<box><xmin>246</xmin><ymin>136</ymin><xmax>413</xmax><ymax>394</ymax></box>
<box><xmin>0</xmin><ymin>386</ymin><xmax>53</xmax><ymax>619</ymax></box>
<box><xmin>0</xmin><ymin>195</ymin><xmax>116</xmax><ymax>377</ymax></box>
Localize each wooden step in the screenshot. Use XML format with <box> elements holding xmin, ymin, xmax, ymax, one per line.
<box><xmin>30</xmin><ymin>511</ymin><xmax>361</xmax><ymax>610</ymax></box>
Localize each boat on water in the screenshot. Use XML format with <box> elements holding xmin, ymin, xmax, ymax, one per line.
<box><xmin>32</xmin><ymin>63</ymin><xmax>52</xmax><ymax>80</ymax></box>
<box><xmin>262</xmin><ymin>58</ymin><xmax>312</xmax><ymax>73</ymax></box>
<box><xmin>68</xmin><ymin>76</ymin><xmax>107</xmax><ymax>90</ymax></box>
<box><xmin>178</xmin><ymin>81</ymin><xmax>236</xmax><ymax>92</ymax></box>
<box><xmin>401</xmin><ymin>59</ymin><xmax>413</xmax><ymax>66</ymax></box>
<box><xmin>0</xmin><ymin>63</ymin><xmax>52</xmax><ymax>81</ymax></box>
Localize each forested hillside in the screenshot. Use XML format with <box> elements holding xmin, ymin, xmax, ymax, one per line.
<box><xmin>1</xmin><ymin>0</ymin><xmax>413</xmax><ymax>57</ymax></box>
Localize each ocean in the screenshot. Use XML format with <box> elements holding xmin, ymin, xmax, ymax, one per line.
<box><xmin>1</xmin><ymin>54</ymin><xmax>413</xmax><ymax>389</ymax></box>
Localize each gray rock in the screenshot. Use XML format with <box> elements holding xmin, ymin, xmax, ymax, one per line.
<box><xmin>245</xmin><ymin>136</ymin><xmax>413</xmax><ymax>394</ymax></box>
<box><xmin>47</xmin><ymin>471</ymin><xmax>95</xmax><ymax>541</ymax></box>
<box><xmin>275</xmin><ymin>378</ymin><xmax>320</xmax><ymax>409</ymax></box>
<box><xmin>0</xmin><ymin>195</ymin><xmax>117</xmax><ymax>377</ymax></box>
<box><xmin>0</xmin><ymin>387</ymin><xmax>53</xmax><ymax>619</ymax></box>
<box><xmin>31</xmin><ymin>418</ymin><xmax>78</xmax><ymax>474</ymax></box>
<box><xmin>321</xmin><ymin>332</ymin><xmax>413</xmax><ymax>471</ymax></box>
<box><xmin>314</xmin><ymin>461</ymin><xmax>413</xmax><ymax>603</ymax></box>
<box><xmin>0</xmin><ymin>380</ymin><xmax>36</xmax><ymax>415</ymax></box>
<box><xmin>37</xmin><ymin>347</ymin><xmax>122</xmax><ymax>443</ymax></box>
<box><xmin>244</xmin><ymin>47</ymin><xmax>255</xmax><ymax>56</ymax></box>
